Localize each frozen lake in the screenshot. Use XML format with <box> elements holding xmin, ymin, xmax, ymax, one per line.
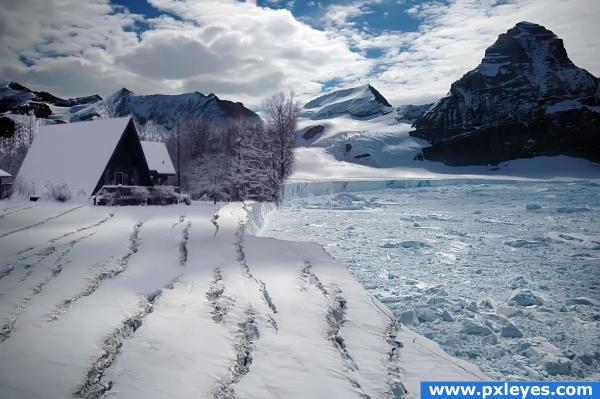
<box><xmin>257</xmin><ymin>180</ymin><xmax>600</xmax><ymax>380</ymax></box>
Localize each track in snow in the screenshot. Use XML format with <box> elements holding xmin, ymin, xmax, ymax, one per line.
<box><xmin>235</xmin><ymin>226</ymin><xmax>278</xmax><ymax>331</ymax></box>
<box><xmin>0</xmin><ymin>205</ymin><xmax>85</xmax><ymax>239</ymax></box>
<box><xmin>213</xmin><ymin>307</ymin><xmax>259</xmax><ymax>399</ymax></box>
<box><xmin>0</xmin><ymin>231</ymin><xmax>97</xmax><ymax>344</ymax></box>
<box><xmin>74</xmin><ymin>282</ymin><xmax>177</xmax><ymax>399</ymax></box>
<box><xmin>48</xmin><ymin>221</ymin><xmax>144</xmax><ymax>322</ymax></box>
<box><xmin>301</xmin><ymin>261</ymin><xmax>371</xmax><ymax>399</ymax></box>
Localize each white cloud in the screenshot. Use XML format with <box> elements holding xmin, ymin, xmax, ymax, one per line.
<box><xmin>0</xmin><ymin>0</ymin><xmax>598</xmax><ymax>109</ymax></box>
<box><xmin>363</xmin><ymin>0</ymin><xmax>600</xmax><ymax>105</ymax></box>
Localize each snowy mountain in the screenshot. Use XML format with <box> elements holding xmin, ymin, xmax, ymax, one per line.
<box><xmin>0</xmin><ymin>81</ymin><xmax>259</xmax><ymax>136</ymax></box>
<box><xmin>73</xmin><ymin>87</ymin><xmax>259</xmax><ymax>132</ymax></box>
<box><xmin>301</xmin><ymin>84</ymin><xmax>394</xmax><ymax>120</ymax></box>
<box><xmin>412</xmin><ymin>21</ymin><xmax>600</xmax><ymax>166</ymax></box>
<box><xmin>296</xmin><ymin>84</ymin><xmax>429</xmax><ymax>168</ymax></box>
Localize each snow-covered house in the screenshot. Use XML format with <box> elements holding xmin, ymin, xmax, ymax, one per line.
<box><xmin>0</xmin><ymin>168</ymin><xmax>11</xmax><ymax>199</ymax></box>
<box><xmin>141</xmin><ymin>141</ymin><xmax>176</xmax><ymax>185</ymax></box>
<box><xmin>15</xmin><ymin>117</ymin><xmax>152</xmax><ymax>199</ymax></box>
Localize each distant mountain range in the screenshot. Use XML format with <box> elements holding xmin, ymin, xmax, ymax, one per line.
<box><xmin>1</xmin><ymin>21</ymin><xmax>598</xmax><ymax>166</ymax></box>
<box><xmin>0</xmin><ymin>82</ymin><xmax>259</xmax><ymax>137</ymax></box>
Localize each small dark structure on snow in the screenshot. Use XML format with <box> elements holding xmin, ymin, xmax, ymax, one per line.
<box><xmin>141</xmin><ymin>141</ymin><xmax>176</xmax><ymax>185</ymax></box>
<box><xmin>0</xmin><ymin>168</ymin><xmax>11</xmax><ymax>199</ymax></box>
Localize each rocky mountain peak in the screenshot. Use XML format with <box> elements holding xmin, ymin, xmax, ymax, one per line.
<box><xmin>412</xmin><ymin>21</ymin><xmax>600</xmax><ymax>166</ymax></box>
<box><xmin>302</xmin><ymin>83</ymin><xmax>393</xmax><ymax>120</ymax></box>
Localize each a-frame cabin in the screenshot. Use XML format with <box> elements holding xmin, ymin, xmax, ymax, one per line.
<box><xmin>16</xmin><ymin>117</ymin><xmax>152</xmax><ymax>199</ymax></box>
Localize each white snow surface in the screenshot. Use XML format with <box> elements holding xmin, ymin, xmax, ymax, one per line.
<box><xmin>15</xmin><ymin>117</ymin><xmax>132</xmax><ymax>198</ymax></box>
<box><xmin>257</xmin><ymin>181</ymin><xmax>600</xmax><ymax>381</ymax></box>
<box><xmin>0</xmin><ymin>168</ymin><xmax>10</xmax><ymax>178</ymax></box>
<box><xmin>140</xmin><ymin>141</ymin><xmax>176</xmax><ymax>175</ymax></box>
<box><xmin>0</xmin><ymin>201</ymin><xmax>487</xmax><ymax>399</ymax></box>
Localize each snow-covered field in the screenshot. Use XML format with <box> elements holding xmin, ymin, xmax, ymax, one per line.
<box><xmin>257</xmin><ymin>180</ymin><xmax>600</xmax><ymax>381</ymax></box>
<box><xmin>0</xmin><ymin>200</ymin><xmax>487</xmax><ymax>399</ymax></box>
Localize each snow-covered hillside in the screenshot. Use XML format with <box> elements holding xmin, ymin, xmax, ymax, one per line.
<box><xmin>292</xmin><ymin>84</ymin><xmax>599</xmax><ymax>181</ymax></box>
<box><xmin>296</xmin><ymin>84</ymin><xmax>432</xmax><ymax>169</ymax></box>
<box><xmin>0</xmin><ymin>201</ymin><xmax>487</xmax><ymax>399</ymax></box>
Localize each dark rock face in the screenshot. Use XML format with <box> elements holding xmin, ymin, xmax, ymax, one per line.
<box><xmin>12</xmin><ymin>102</ymin><xmax>52</xmax><ymax>118</ymax></box>
<box><xmin>396</xmin><ymin>103</ymin><xmax>433</xmax><ymax>122</ymax></box>
<box><xmin>302</xmin><ymin>125</ymin><xmax>325</xmax><ymax>140</ymax></box>
<box><xmin>8</xmin><ymin>82</ymin><xmax>101</xmax><ymax>107</ymax></box>
<box><xmin>0</xmin><ymin>117</ymin><xmax>16</xmax><ymax>138</ymax></box>
<box><xmin>412</xmin><ymin>21</ymin><xmax>600</xmax><ymax>165</ymax></box>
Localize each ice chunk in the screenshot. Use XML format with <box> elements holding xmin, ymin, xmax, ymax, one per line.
<box><xmin>399</xmin><ymin>309</ymin><xmax>417</xmax><ymax>325</ymax></box>
<box><xmin>565</xmin><ymin>297</ymin><xmax>595</xmax><ymax>306</ymax></box>
<box><xmin>544</xmin><ymin>360</ymin><xmax>572</xmax><ymax>376</ymax></box>
<box><xmin>462</xmin><ymin>322</ymin><xmax>494</xmax><ymax>336</ymax></box>
<box><xmin>440</xmin><ymin>310</ymin><xmax>454</xmax><ymax>322</ymax></box>
<box><xmin>416</xmin><ymin>306</ymin><xmax>437</xmax><ymax>323</ymax></box>
<box><xmin>509</xmin><ymin>289</ymin><xmax>546</xmax><ymax>307</ymax></box>
<box><xmin>501</xmin><ymin>323</ymin><xmax>524</xmax><ymax>338</ymax></box>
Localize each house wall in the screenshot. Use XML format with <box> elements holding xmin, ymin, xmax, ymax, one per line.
<box><xmin>94</xmin><ymin>122</ymin><xmax>152</xmax><ymax>194</ymax></box>
<box><xmin>0</xmin><ymin>177</ymin><xmax>12</xmax><ymax>199</ymax></box>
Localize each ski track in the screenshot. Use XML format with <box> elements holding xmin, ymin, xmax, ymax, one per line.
<box><xmin>235</xmin><ymin>224</ymin><xmax>278</xmax><ymax>330</ymax></box>
<box><xmin>0</xmin><ymin>205</ymin><xmax>85</xmax><ymax>239</ymax></box>
<box><xmin>0</xmin><ymin>231</ymin><xmax>97</xmax><ymax>344</ymax></box>
<box><xmin>211</xmin><ymin>212</ymin><xmax>220</xmax><ymax>237</ymax></box>
<box><xmin>213</xmin><ymin>307</ymin><xmax>259</xmax><ymax>399</ymax></box>
<box><xmin>74</xmin><ymin>280</ymin><xmax>178</xmax><ymax>399</ymax></box>
<box><xmin>48</xmin><ymin>221</ymin><xmax>144</xmax><ymax>322</ymax></box>
<box><xmin>179</xmin><ymin>221</ymin><xmax>191</xmax><ymax>266</ymax></box>
<box><xmin>207</xmin><ymin>268</ymin><xmax>233</xmax><ymax>323</ymax></box>
<box><xmin>302</xmin><ymin>261</ymin><xmax>372</xmax><ymax>399</ymax></box>
<box><xmin>0</xmin><ymin>204</ymin><xmax>39</xmax><ymax>220</ymax></box>
<box><xmin>0</xmin><ymin>214</ymin><xmax>115</xmax><ymax>283</ymax></box>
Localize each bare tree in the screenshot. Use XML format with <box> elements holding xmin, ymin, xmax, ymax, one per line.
<box><xmin>139</xmin><ymin>119</ymin><xmax>162</xmax><ymax>142</ymax></box>
<box><xmin>263</xmin><ymin>91</ymin><xmax>298</xmax><ymax>186</ymax></box>
<box><xmin>97</xmin><ymin>99</ymin><xmax>119</xmax><ymax>119</ymax></box>
<box><xmin>182</xmin><ymin>117</ymin><xmax>213</xmax><ymax>160</ymax></box>
<box><xmin>236</xmin><ymin>121</ymin><xmax>279</xmax><ymax>202</ymax></box>
<box><xmin>186</xmin><ymin>153</ymin><xmax>233</xmax><ymax>203</ymax></box>
<box><xmin>0</xmin><ymin>111</ymin><xmax>38</xmax><ymax>175</ymax></box>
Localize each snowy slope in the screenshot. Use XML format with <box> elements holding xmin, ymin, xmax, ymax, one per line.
<box><xmin>296</xmin><ymin>84</ymin><xmax>432</xmax><ymax>169</ymax></box>
<box><xmin>0</xmin><ymin>201</ymin><xmax>487</xmax><ymax>399</ymax></box>
<box><xmin>302</xmin><ymin>84</ymin><xmax>393</xmax><ymax>120</ymax></box>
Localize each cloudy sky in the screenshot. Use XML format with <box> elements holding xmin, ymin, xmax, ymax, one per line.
<box><xmin>1</xmin><ymin>0</ymin><xmax>598</xmax><ymax>109</ymax></box>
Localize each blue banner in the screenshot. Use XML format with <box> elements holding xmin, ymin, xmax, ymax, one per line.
<box><xmin>422</xmin><ymin>382</ymin><xmax>599</xmax><ymax>399</ymax></box>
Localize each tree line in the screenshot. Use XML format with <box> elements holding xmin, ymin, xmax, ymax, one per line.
<box><xmin>164</xmin><ymin>92</ymin><xmax>298</xmax><ymax>204</ymax></box>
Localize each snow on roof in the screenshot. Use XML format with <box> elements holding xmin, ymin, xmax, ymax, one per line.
<box><xmin>141</xmin><ymin>141</ymin><xmax>175</xmax><ymax>175</ymax></box>
<box><xmin>16</xmin><ymin>117</ymin><xmax>132</xmax><ymax>197</ymax></box>
<box><xmin>0</xmin><ymin>168</ymin><xmax>10</xmax><ymax>178</ymax></box>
